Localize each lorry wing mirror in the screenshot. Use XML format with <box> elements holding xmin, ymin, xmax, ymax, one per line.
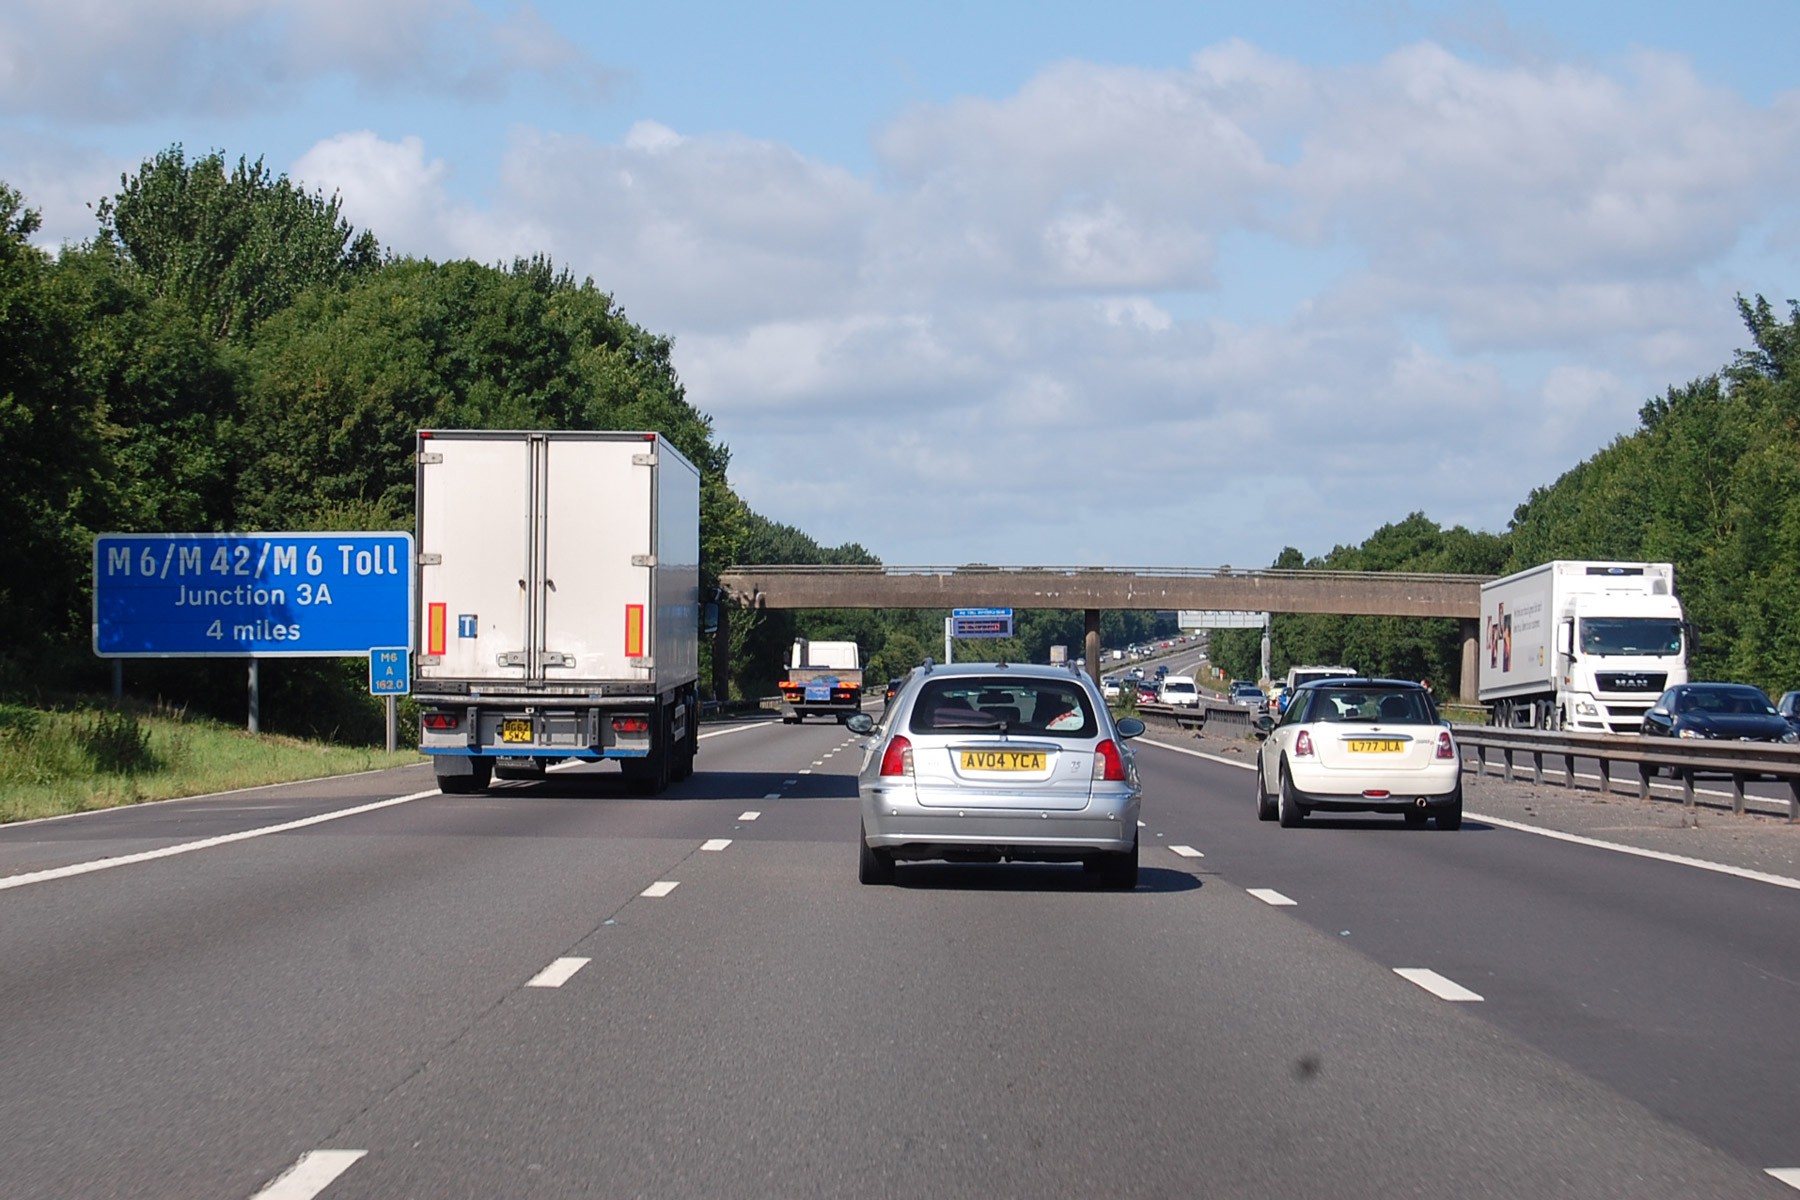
<box><xmin>1555</xmin><ymin>620</ymin><xmax>1574</xmax><ymax>657</ymax></box>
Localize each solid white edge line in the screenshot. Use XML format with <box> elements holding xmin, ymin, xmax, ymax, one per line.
<box><xmin>1168</xmin><ymin>845</ymin><xmax>1204</xmax><ymax>858</ymax></box>
<box><xmin>1246</xmin><ymin>888</ymin><xmax>1296</xmax><ymax>906</ymax></box>
<box><xmin>1471</xmin><ymin>812</ymin><xmax>1800</xmax><ymax>892</ymax></box>
<box><xmin>251</xmin><ymin>1149</ymin><xmax>368</xmax><ymax>1200</ymax></box>
<box><xmin>1765</xmin><ymin>1168</ymin><xmax>1800</xmax><ymax>1190</ymax></box>
<box><xmin>701</xmin><ymin>838</ymin><xmax>732</xmax><ymax>851</ymax></box>
<box><xmin>0</xmin><ymin>790</ymin><xmax>441</xmax><ymax>892</ymax></box>
<box><xmin>1136</xmin><ymin>737</ymin><xmax>1255</xmax><ymax>770</ymax></box>
<box><xmin>739</xmin><ymin>811</ymin><xmax>761</xmax><ymax>821</ymax></box>
<box><xmin>526</xmin><ymin>957</ymin><xmax>590</xmax><ymax>988</ymax></box>
<box><xmin>698</xmin><ymin>720</ymin><xmax>780</xmax><ymax>741</ymax></box>
<box><xmin>640</xmin><ymin>880</ymin><xmax>680</xmax><ymax>897</ymax></box>
<box><xmin>1394</xmin><ymin>967</ymin><xmax>1484</xmax><ymax>1002</ymax></box>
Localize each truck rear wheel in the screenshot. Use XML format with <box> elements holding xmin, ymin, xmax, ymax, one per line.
<box><xmin>435</xmin><ymin>756</ymin><xmax>492</xmax><ymax>795</ymax></box>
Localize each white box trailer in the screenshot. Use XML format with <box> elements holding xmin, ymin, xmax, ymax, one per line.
<box><xmin>412</xmin><ymin>430</ymin><xmax>701</xmax><ymax>793</ymax></box>
<box><xmin>1478</xmin><ymin>560</ymin><xmax>1688</xmax><ymax>732</ymax></box>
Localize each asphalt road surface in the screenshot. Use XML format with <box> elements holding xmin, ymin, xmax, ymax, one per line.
<box><xmin>2</xmin><ymin>715</ymin><xmax>1797</xmax><ymax>1198</ymax></box>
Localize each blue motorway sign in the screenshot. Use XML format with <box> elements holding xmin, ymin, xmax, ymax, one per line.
<box><xmin>369</xmin><ymin>647</ymin><xmax>411</xmax><ymax>696</ymax></box>
<box><xmin>951</xmin><ymin>607</ymin><xmax>1013</xmax><ymax>638</ymax></box>
<box><xmin>93</xmin><ymin>533</ymin><xmax>414</xmax><ymax>658</ymax></box>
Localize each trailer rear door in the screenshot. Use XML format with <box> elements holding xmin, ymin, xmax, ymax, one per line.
<box><xmin>416</xmin><ymin>434</ymin><xmax>534</xmax><ymax>682</ymax></box>
<box><xmin>541</xmin><ymin>437</ymin><xmax>654</xmax><ymax>679</ymax></box>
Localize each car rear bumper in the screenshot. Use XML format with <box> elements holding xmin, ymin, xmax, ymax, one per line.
<box><xmin>1288</xmin><ymin>778</ymin><xmax>1462</xmax><ymax>813</ymax></box>
<box><xmin>861</xmin><ymin>793</ymin><xmax>1140</xmax><ymax>859</ymax></box>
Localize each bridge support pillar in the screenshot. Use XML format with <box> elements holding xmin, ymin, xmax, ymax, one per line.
<box><xmin>1459</xmin><ymin>618</ymin><xmax>1478</xmax><ymax>704</ymax></box>
<box><xmin>1084</xmin><ymin>609</ymin><xmax>1101</xmax><ymax>685</ymax></box>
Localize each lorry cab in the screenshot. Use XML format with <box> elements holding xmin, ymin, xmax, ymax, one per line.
<box><xmin>1555</xmin><ymin>592</ymin><xmax>1687</xmax><ymax>732</ymax></box>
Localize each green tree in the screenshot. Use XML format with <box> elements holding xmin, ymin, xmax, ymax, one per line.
<box><xmin>0</xmin><ymin>184</ymin><xmax>114</xmax><ymax>659</ymax></box>
<box><xmin>97</xmin><ymin>146</ymin><xmax>380</xmax><ymax>341</ymax></box>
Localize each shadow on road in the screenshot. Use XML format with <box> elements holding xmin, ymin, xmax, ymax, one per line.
<box><xmin>494</xmin><ymin>768</ymin><xmax>859</xmax><ymax>803</ymax></box>
<box><xmin>890</xmin><ymin>863</ymin><xmax>1202</xmax><ymax>893</ymax></box>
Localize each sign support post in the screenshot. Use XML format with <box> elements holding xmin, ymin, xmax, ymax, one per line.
<box><xmin>248</xmin><ymin>658</ymin><xmax>260</xmax><ymax>733</ymax></box>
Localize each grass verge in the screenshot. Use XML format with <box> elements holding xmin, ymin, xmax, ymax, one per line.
<box><xmin>0</xmin><ymin>701</ymin><xmax>423</xmax><ymax>825</ymax></box>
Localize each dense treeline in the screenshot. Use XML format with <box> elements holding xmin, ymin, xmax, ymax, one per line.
<box><xmin>1213</xmin><ymin>298</ymin><xmax>1800</xmax><ymax>699</ymax></box>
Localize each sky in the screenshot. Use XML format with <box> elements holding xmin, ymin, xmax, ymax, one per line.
<box><xmin>4</xmin><ymin>1</ymin><xmax>1799</xmax><ymax>569</ymax></box>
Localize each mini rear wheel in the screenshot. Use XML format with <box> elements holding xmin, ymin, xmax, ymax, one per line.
<box><xmin>1255</xmin><ymin>760</ymin><xmax>1277</xmax><ymax>821</ymax></box>
<box><xmin>1277</xmin><ymin>762</ymin><xmax>1306</xmax><ymax>827</ymax></box>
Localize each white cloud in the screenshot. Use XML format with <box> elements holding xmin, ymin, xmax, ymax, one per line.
<box><xmin>0</xmin><ymin>0</ymin><xmax>611</xmax><ymax>121</ymax></box>
<box><xmin>394</xmin><ymin>40</ymin><xmax>1788</xmax><ymax>565</ymax></box>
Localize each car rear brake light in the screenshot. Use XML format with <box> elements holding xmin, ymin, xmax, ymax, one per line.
<box><xmin>1436</xmin><ymin>731</ymin><xmax>1455</xmax><ymax>760</ymax></box>
<box><xmin>421</xmin><ymin>712</ymin><xmax>458</xmax><ymax>730</ymax></box>
<box><xmin>612</xmin><ymin>717</ymin><xmax>650</xmax><ymax>734</ymax></box>
<box><xmin>1363</xmin><ymin>789</ymin><xmax>1390</xmax><ymax>798</ymax></box>
<box><xmin>879</xmin><ymin>735</ymin><xmax>913</xmax><ymax>777</ymax></box>
<box><xmin>1295</xmin><ymin>731</ymin><xmax>1314</xmax><ymax>757</ymax></box>
<box><xmin>1093</xmin><ymin>738</ymin><xmax>1127</xmax><ymax>782</ymax></box>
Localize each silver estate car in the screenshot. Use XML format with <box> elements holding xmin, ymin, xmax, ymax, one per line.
<box><xmin>846</xmin><ymin>662</ymin><xmax>1146</xmax><ymax>888</ymax></box>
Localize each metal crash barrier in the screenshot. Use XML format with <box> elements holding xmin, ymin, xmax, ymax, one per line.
<box><xmin>1135</xmin><ymin>700</ymin><xmax>1253</xmax><ymax>736</ymax></box>
<box><xmin>1453</xmin><ymin>726</ymin><xmax>1800</xmax><ymax>822</ymax></box>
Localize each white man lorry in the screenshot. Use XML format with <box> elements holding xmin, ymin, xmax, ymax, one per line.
<box><xmin>777</xmin><ymin>638</ymin><xmax>863</xmax><ymax>723</ymax></box>
<box><xmin>411</xmin><ymin>429</ymin><xmax>701</xmax><ymax>794</ymax></box>
<box><xmin>1479</xmin><ymin>560</ymin><xmax>1688</xmax><ymax>732</ymax></box>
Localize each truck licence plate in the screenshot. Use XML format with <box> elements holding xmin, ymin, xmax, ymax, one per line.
<box><xmin>501</xmin><ymin>719</ymin><xmax>533</xmax><ymax>744</ymax></box>
<box><xmin>805</xmin><ymin>684</ymin><xmax>831</xmax><ymax>701</ymax></box>
<box><xmin>960</xmin><ymin>751</ymin><xmax>1046</xmax><ymax>772</ymax></box>
<box><xmin>1346</xmin><ymin>739</ymin><xmax>1403</xmax><ymax>753</ymax></box>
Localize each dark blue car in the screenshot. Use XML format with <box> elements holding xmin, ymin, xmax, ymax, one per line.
<box><xmin>1641</xmin><ymin>683</ymin><xmax>1797</xmax><ymax>743</ymax></box>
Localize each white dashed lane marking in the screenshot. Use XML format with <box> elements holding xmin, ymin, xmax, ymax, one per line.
<box><xmin>701</xmin><ymin>838</ymin><xmax>731</xmax><ymax>851</ymax></box>
<box><xmin>739</xmin><ymin>811</ymin><xmax>761</xmax><ymax>821</ymax></box>
<box><xmin>762</xmin><ymin>793</ymin><xmax>782</xmax><ymax>800</ymax></box>
<box><xmin>251</xmin><ymin>1149</ymin><xmax>367</xmax><ymax>1200</ymax></box>
<box><xmin>1394</xmin><ymin>968</ymin><xmax>1483</xmax><ymax>1002</ymax></box>
<box><xmin>526</xmin><ymin>957</ymin><xmax>590</xmax><ymax>988</ymax></box>
<box><xmin>640</xmin><ymin>881</ymin><xmax>680</xmax><ymax>898</ymax></box>
<box><xmin>1765</xmin><ymin>1168</ymin><xmax>1800</xmax><ymax>1190</ymax></box>
<box><xmin>799</xmin><ymin>769</ymin><xmax>813</xmax><ymax>775</ymax></box>
<box><xmin>1168</xmin><ymin>845</ymin><xmax>1204</xmax><ymax>858</ymax></box>
<box><xmin>1246</xmin><ymin>888</ymin><xmax>1296</xmax><ymax>906</ymax></box>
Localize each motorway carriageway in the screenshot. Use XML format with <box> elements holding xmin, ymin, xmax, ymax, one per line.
<box><xmin>0</xmin><ymin>716</ymin><xmax>1797</xmax><ymax>1198</ymax></box>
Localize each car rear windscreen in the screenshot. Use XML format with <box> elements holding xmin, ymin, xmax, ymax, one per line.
<box><xmin>1304</xmin><ymin>688</ymin><xmax>1435</xmax><ymax>724</ymax></box>
<box><xmin>910</xmin><ymin>678</ymin><xmax>1098</xmax><ymax>737</ymax></box>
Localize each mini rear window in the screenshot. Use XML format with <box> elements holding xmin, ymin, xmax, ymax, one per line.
<box><xmin>1303</xmin><ymin>688</ymin><xmax>1435</xmax><ymax>724</ymax></box>
<box><xmin>909</xmin><ymin>678</ymin><xmax>1098</xmax><ymax>737</ymax></box>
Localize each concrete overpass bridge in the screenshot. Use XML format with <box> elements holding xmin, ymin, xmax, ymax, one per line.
<box><xmin>716</xmin><ymin>565</ymin><xmax>1490</xmax><ymax>701</ymax></box>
